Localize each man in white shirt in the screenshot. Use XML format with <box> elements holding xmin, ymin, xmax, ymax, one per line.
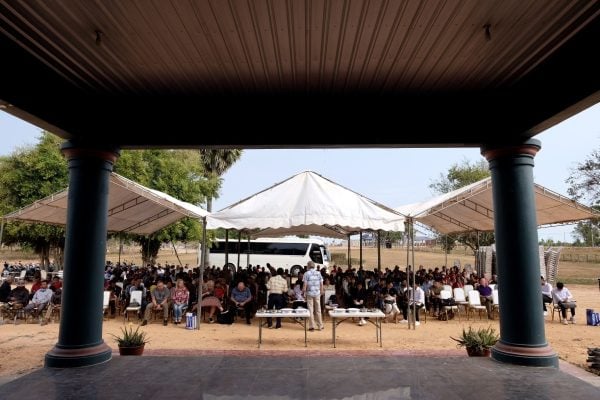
<box><xmin>541</xmin><ymin>276</ymin><xmax>553</xmax><ymax>316</ymax></box>
<box><xmin>552</xmin><ymin>282</ymin><xmax>576</xmax><ymax>325</ymax></box>
<box><xmin>24</xmin><ymin>280</ymin><xmax>53</xmax><ymax>317</ymax></box>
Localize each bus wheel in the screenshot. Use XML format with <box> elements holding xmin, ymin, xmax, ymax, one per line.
<box><xmin>290</xmin><ymin>265</ymin><xmax>303</xmax><ymax>277</ymax></box>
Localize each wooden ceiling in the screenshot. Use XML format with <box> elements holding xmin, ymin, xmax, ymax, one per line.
<box><xmin>1</xmin><ymin>0</ymin><xmax>599</xmax><ymax>147</ymax></box>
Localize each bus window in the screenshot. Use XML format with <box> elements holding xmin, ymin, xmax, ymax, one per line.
<box><xmin>309</xmin><ymin>243</ymin><xmax>323</xmax><ymax>264</ymax></box>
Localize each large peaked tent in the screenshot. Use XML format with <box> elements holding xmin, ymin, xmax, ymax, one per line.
<box><xmin>207</xmin><ymin>171</ymin><xmax>406</xmax><ymax>235</ymax></box>
<box><xmin>396</xmin><ymin>177</ymin><xmax>598</xmax><ymax>234</ymax></box>
<box><xmin>3</xmin><ymin>173</ymin><xmax>209</xmax><ymax>235</ymax></box>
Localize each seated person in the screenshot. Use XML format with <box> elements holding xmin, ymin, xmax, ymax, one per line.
<box><xmin>381</xmin><ymin>288</ymin><xmax>401</xmax><ymax>323</ymax></box>
<box><xmin>49</xmin><ymin>276</ymin><xmax>62</xmax><ymax>292</ymax></box>
<box><xmin>24</xmin><ymin>280</ymin><xmax>53</xmax><ymax>317</ymax></box>
<box><xmin>0</xmin><ymin>276</ymin><xmax>13</xmax><ymax>303</ymax></box>
<box><xmin>200</xmin><ymin>280</ymin><xmax>223</xmax><ymax>324</ymax></box>
<box><xmin>406</xmin><ymin>282</ymin><xmax>426</xmax><ymax>326</ymax></box>
<box><xmin>477</xmin><ymin>277</ymin><xmax>493</xmax><ymax>319</ymax></box>
<box><xmin>429</xmin><ymin>280</ymin><xmax>443</xmax><ymax>317</ymax></box>
<box><xmin>41</xmin><ymin>287</ymin><xmax>62</xmax><ymax>325</ymax></box>
<box><xmin>351</xmin><ymin>282</ymin><xmax>368</xmax><ymax>326</ymax></box>
<box><xmin>290</xmin><ymin>279</ymin><xmax>307</xmax><ymax>309</ymax></box>
<box><xmin>142</xmin><ymin>280</ymin><xmax>170</xmax><ymax>326</ymax></box>
<box><xmin>541</xmin><ymin>276</ymin><xmax>553</xmax><ymax>316</ymax></box>
<box><xmin>552</xmin><ymin>282</ymin><xmax>576</xmax><ymax>325</ymax></box>
<box><xmin>6</xmin><ymin>280</ymin><xmax>29</xmax><ymax>309</ymax></box>
<box><xmin>171</xmin><ymin>279</ymin><xmax>190</xmax><ymax>324</ymax></box>
<box><xmin>230</xmin><ymin>281</ymin><xmax>253</xmax><ymax>325</ymax></box>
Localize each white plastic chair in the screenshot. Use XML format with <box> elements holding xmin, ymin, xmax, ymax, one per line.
<box><xmin>442</xmin><ymin>284</ymin><xmax>453</xmax><ymax>293</ymax></box>
<box><xmin>102</xmin><ymin>291</ymin><xmax>111</xmax><ymax>320</ymax></box>
<box><xmin>463</xmin><ymin>285</ymin><xmax>474</xmax><ymax>298</ymax></box>
<box><xmin>440</xmin><ymin>290</ymin><xmax>459</xmax><ymax>322</ymax></box>
<box><xmin>453</xmin><ymin>287</ymin><xmax>469</xmax><ymax>314</ymax></box>
<box><xmin>491</xmin><ymin>289</ymin><xmax>500</xmax><ymax>318</ymax></box>
<box><xmin>125</xmin><ymin>290</ymin><xmax>142</xmax><ymax>321</ymax></box>
<box><xmin>467</xmin><ymin>290</ymin><xmax>487</xmax><ymax>320</ymax></box>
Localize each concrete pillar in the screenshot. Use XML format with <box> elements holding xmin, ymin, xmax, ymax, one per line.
<box><xmin>45</xmin><ymin>142</ymin><xmax>119</xmax><ymax>368</ymax></box>
<box><xmin>481</xmin><ymin>139</ymin><xmax>558</xmax><ymax>367</ymax></box>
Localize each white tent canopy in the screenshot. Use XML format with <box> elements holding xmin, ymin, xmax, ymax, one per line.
<box><xmin>396</xmin><ymin>177</ymin><xmax>599</xmax><ymax>234</ymax></box>
<box><xmin>3</xmin><ymin>173</ymin><xmax>209</xmax><ymax>235</ymax></box>
<box><xmin>207</xmin><ymin>171</ymin><xmax>406</xmax><ymax>235</ymax></box>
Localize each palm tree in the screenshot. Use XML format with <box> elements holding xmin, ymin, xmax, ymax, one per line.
<box><xmin>199</xmin><ymin>149</ymin><xmax>243</xmax><ymax>265</ymax></box>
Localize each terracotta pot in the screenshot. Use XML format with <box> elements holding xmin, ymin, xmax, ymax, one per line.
<box><xmin>118</xmin><ymin>344</ymin><xmax>145</xmax><ymax>356</ymax></box>
<box><xmin>466</xmin><ymin>347</ymin><xmax>491</xmax><ymax>357</ymax></box>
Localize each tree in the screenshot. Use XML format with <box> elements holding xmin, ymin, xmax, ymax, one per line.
<box><xmin>571</xmin><ymin>215</ymin><xmax>600</xmax><ymax>247</ymax></box>
<box><xmin>429</xmin><ymin>159</ymin><xmax>490</xmax><ymax>194</ymax></box>
<box><xmin>114</xmin><ymin>149</ymin><xmax>212</xmax><ymax>264</ymax></box>
<box><xmin>429</xmin><ymin>158</ymin><xmax>494</xmax><ymax>254</ymax></box>
<box><xmin>566</xmin><ymin>149</ymin><xmax>600</xmax><ymax>205</ymax></box>
<box><xmin>0</xmin><ymin>134</ymin><xmax>214</xmax><ymax>266</ymax></box>
<box><xmin>0</xmin><ymin>132</ymin><xmax>68</xmax><ymax>268</ymax></box>
<box><xmin>199</xmin><ymin>149</ymin><xmax>242</xmax><ymax>265</ymax></box>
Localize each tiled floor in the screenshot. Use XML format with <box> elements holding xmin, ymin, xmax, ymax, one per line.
<box><xmin>1</xmin><ymin>353</ymin><xmax>598</xmax><ymax>399</ymax></box>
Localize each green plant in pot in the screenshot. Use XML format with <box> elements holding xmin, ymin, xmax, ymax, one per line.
<box><xmin>451</xmin><ymin>326</ymin><xmax>499</xmax><ymax>356</ymax></box>
<box><xmin>111</xmin><ymin>324</ymin><xmax>149</xmax><ymax>355</ymax></box>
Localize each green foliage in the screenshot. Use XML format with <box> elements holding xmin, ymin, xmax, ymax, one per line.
<box><xmin>571</xmin><ymin>216</ymin><xmax>600</xmax><ymax>247</ymax></box>
<box><xmin>451</xmin><ymin>326</ymin><xmax>499</xmax><ymax>352</ymax></box>
<box><xmin>566</xmin><ymin>149</ymin><xmax>600</xmax><ymax>205</ymax></box>
<box><xmin>0</xmin><ymin>132</ymin><xmax>68</xmax><ymax>266</ymax></box>
<box><xmin>111</xmin><ymin>324</ymin><xmax>149</xmax><ymax>347</ymax></box>
<box><xmin>429</xmin><ymin>158</ymin><xmax>490</xmax><ymax>195</ymax></box>
<box><xmin>199</xmin><ymin>149</ymin><xmax>242</xmax><ymax>212</ymax></box>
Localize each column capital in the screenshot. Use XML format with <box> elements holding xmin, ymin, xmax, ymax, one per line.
<box><xmin>60</xmin><ymin>141</ymin><xmax>120</xmax><ymax>163</ymax></box>
<box><xmin>481</xmin><ymin>138</ymin><xmax>541</xmax><ymax>162</ymax></box>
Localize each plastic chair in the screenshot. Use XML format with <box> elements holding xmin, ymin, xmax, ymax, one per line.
<box><xmin>440</xmin><ymin>290</ymin><xmax>459</xmax><ymax>322</ymax></box>
<box><xmin>125</xmin><ymin>290</ymin><xmax>142</xmax><ymax>321</ymax></box>
<box><xmin>467</xmin><ymin>290</ymin><xmax>487</xmax><ymax>320</ymax></box>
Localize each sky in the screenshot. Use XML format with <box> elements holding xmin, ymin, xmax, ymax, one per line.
<box><xmin>1</xmin><ymin>103</ymin><xmax>599</xmax><ymax>242</ymax></box>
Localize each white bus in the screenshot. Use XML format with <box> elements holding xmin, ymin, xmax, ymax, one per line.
<box><xmin>206</xmin><ymin>237</ymin><xmax>331</xmax><ymax>272</ymax></box>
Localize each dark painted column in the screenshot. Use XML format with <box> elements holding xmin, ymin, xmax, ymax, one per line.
<box><xmin>45</xmin><ymin>142</ymin><xmax>119</xmax><ymax>368</ymax></box>
<box><xmin>481</xmin><ymin>139</ymin><xmax>558</xmax><ymax>367</ymax></box>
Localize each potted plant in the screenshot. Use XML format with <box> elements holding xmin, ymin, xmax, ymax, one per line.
<box><xmin>451</xmin><ymin>326</ymin><xmax>499</xmax><ymax>357</ymax></box>
<box><xmin>111</xmin><ymin>324</ymin><xmax>149</xmax><ymax>356</ymax></box>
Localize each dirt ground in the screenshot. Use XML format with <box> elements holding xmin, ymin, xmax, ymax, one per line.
<box><xmin>1</xmin><ymin>284</ymin><xmax>598</xmax><ymax>378</ymax></box>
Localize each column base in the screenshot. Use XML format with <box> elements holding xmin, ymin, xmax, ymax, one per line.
<box><xmin>45</xmin><ymin>341</ymin><xmax>112</xmax><ymax>368</ymax></box>
<box><xmin>491</xmin><ymin>340</ymin><xmax>558</xmax><ymax>367</ymax></box>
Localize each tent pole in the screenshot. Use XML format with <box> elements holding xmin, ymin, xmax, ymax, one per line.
<box><xmin>247</xmin><ymin>235</ymin><xmax>250</xmax><ymax>268</ymax></box>
<box><xmin>347</xmin><ymin>234</ymin><xmax>351</xmax><ymax>268</ymax></box>
<box><xmin>198</xmin><ymin>217</ymin><xmax>207</xmax><ymax>330</ymax></box>
<box><xmin>359</xmin><ymin>231</ymin><xmax>363</xmax><ymax>269</ymax></box>
<box><xmin>225</xmin><ymin>229</ymin><xmax>229</xmax><ymax>267</ymax></box>
<box><xmin>411</xmin><ymin>219</ymin><xmax>416</xmax><ymax>330</ymax></box>
<box><xmin>237</xmin><ymin>232</ymin><xmax>241</xmax><ymax>272</ymax></box>
<box><xmin>118</xmin><ymin>233</ymin><xmax>122</xmax><ymax>265</ymax></box>
<box><xmin>445</xmin><ymin>235</ymin><xmax>448</xmax><ymax>267</ymax></box>
<box><xmin>377</xmin><ymin>230</ymin><xmax>381</xmax><ymax>271</ymax></box>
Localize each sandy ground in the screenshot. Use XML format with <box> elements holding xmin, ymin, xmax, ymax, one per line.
<box><xmin>1</xmin><ymin>284</ymin><xmax>598</xmax><ymax>379</ymax></box>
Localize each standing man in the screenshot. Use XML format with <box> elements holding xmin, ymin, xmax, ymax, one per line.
<box><xmin>266</xmin><ymin>267</ymin><xmax>288</xmax><ymax>329</ymax></box>
<box><xmin>541</xmin><ymin>276</ymin><xmax>553</xmax><ymax>316</ymax></box>
<box><xmin>303</xmin><ymin>261</ymin><xmax>324</xmax><ymax>331</ymax></box>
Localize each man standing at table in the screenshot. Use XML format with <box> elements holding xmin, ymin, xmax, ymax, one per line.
<box><xmin>303</xmin><ymin>261</ymin><xmax>324</xmax><ymax>331</ymax></box>
<box><xmin>266</xmin><ymin>267</ymin><xmax>288</xmax><ymax>329</ymax></box>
